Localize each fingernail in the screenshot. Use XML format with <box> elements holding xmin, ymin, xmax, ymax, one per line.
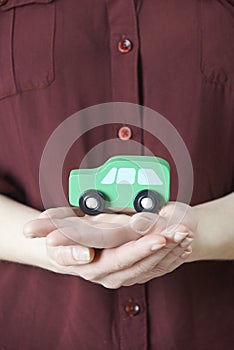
<box><xmin>23</xmin><ymin>224</ymin><xmax>35</xmax><ymax>238</ymax></box>
<box><xmin>180</xmin><ymin>249</ymin><xmax>192</xmax><ymax>259</ymax></box>
<box><xmin>72</xmin><ymin>247</ymin><xmax>90</xmax><ymax>261</ymax></box>
<box><xmin>174</xmin><ymin>232</ymin><xmax>189</xmax><ymax>242</ymax></box>
<box><xmin>130</xmin><ymin>214</ymin><xmax>155</xmax><ymax>234</ymax></box>
<box><xmin>24</xmin><ymin>233</ymin><xmax>34</xmax><ymax>238</ymax></box>
<box><xmin>180</xmin><ymin>237</ymin><xmax>193</xmax><ymax>248</ymax></box>
<box><xmin>151</xmin><ymin>242</ymin><xmax>166</xmax><ymax>251</ymax></box>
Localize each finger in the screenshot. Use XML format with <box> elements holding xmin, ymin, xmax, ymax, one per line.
<box><xmin>138</xmin><ymin>230</ymin><xmax>193</xmax><ymax>277</ymax></box>
<box><xmin>46</xmin><ymin>229</ymin><xmax>95</xmax><ymax>265</ymax></box>
<box><xmin>159</xmin><ymin>202</ymin><xmax>197</xmax><ymax>231</ymax></box>
<box><xmin>25</xmin><ymin>211</ymin><xmax>166</xmax><ymax>248</ymax></box>
<box><xmin>68</xmin><ymin>234</ymin><xmax>166</xmax><ymax>281</ymax></box>
<box><xmin>159</xmin><ymin>223</ymin><xmax>193</xmax><ymax>241</ymax></box>
<box><xmin>24</xmin><ymin>211</ymin><xmax>120</xmax><ymax>238</ymax></box>
<box><xmin>39</xmin><ymin>207</ymin><xmax>84</xmax><ymax>219</ymax></box>
<box><xmin>24</xmin><ymin>211</ymin><xmax>88</xmax><ymax>238</ymax></box>
<box><xmin>50</xmin><ymin>216</ymin><xmax>146</xmax><ymax>248</ymax></box>
<box><xmin>23</xmin><ymin>218</ymin><xmax>57</xmax><ymax>238</ymax></box>
<box><xmin>48</xmin><ymin>242</ymin><xmax>95</xmax><ymax>266</ymax></box>
<box><xmin>96</xmin><ymin>230</ymin><xmax>193</xmax><ymax>287</ymax></box>
<box><xmin>99</xmin><ymin>244</ymin><xmax>191</xmax><ymax>288</ymax></box>
<box><xmin>23</xmin><ymin>212</ymin><xmax>133</xmax><ymax>248</ymax></box>
<box><xmin>24</xmin><ymin>207</ymin><xmax>85</xmax><ymax>238</ymax></box>
<box><xmin>46</xmin><ymin>229</ymin><xmax>78</xmax><ymax>246</ymax></box>
<box><xmin>73</xmin><ymin>213</ymin><xmax>131</xmax><ymax>226</ymax></box>
<box><xmin>129</xmin><ymin>212</ymin><xmax>167</xmax><ymax>235</ymax></box>
<box><xmin>150</xmin><ymin>243</ymin><xmax>193</xmax><ymax>276</ymax></box>
<box><xmin>152</xmin><ymin>227</ymin><xmax>193</xmax><ymax>262</ymax></box>
<box><xmin>136</xmin><ymin>246</ymin><xmax>193</xmax><ymax>284</ymax></box>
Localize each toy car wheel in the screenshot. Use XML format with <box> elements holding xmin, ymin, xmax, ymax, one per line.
<box><xmin>79</xmin><ymin>190</ymin><xmax>105</xmax><ymax>215</ymax></box>
<box><xmin>134</xmin><ymin>190</ymin><xmax>163</xmax><ymax>213</ymax></box>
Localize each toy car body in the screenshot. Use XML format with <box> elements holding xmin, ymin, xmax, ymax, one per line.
<box><xmin>69</xmin><ymin>155</ymin><xmax>170</xmax><ymax>215</ymax></box>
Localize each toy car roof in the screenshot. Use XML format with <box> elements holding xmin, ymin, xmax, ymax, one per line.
<box><xmin>104</xmin><ymin>155</ymin><xmax>170</xmax><ymax>169</ymax></box>
<box><xmin>70</xmin><ymin>155</ymin><xmax>170</xmax><ymax>176</ymax></box>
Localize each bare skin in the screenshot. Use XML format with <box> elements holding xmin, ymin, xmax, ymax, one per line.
<box><xmin>1</xmin><ymin>192</ymin><xmax>233</xmax><ymax>289</ymax></box>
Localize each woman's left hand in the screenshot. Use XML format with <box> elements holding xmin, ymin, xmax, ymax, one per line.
<box><xmin>23</xmin><ymin>202</ymin><xmax>197</xmax><ymax>288</ymax></box>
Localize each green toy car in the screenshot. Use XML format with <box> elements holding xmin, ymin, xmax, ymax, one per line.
<box><xmin>69</xmin><ymin>155</ymin><xmax>170</xmax><ymax>215</ymax></box>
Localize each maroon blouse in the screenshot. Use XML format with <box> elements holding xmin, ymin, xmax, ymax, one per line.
<box><xmin>0</xmin><ymin>0</ymin><xmax>234</xmax><ymax>349</ymax></box>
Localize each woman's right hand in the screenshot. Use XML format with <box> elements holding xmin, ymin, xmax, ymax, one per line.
<box><xmin>23</xmin><ymin>205</ymin><xmax>194</xmax><ymax>288</ymax></box>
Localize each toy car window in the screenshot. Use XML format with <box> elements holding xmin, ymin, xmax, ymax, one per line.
<box><xmin>101</xmin><ymin>167</ymin><xmax>117</xmax><ymax>184</ymax></box>
<box><xmin>116</xmin><ymin>168</ymin><xmax>136</xmax><ymax>184</ymax></box>
<box><xmin>138</xmin><ymin>169</ymin><xmax>163</xmax><ymax>185</ymax></box>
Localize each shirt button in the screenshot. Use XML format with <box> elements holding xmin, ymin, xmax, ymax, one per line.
<box><xmin>118</xmin><ymin>126</ymin><xmax>132</xmax><ymax>140</ymax></box>
<box><xmin>0</xmin><ymin>0</ymin><xmax>8</xmax><ymax>5</ymax></box>
<box><xmin>125</xmin><ymin>300</ymin><xmax>140</xmax><ymax>317</ymax></box>
<box><xmin>118</xmin><ymin>38</ymin><xmax>133</xmax><ymax>53</ymax></box>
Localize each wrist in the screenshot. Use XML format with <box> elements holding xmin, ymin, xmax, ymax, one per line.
<box><xmin>186</xmin><ymin>195</ymin><xmax>234</xmax><ymax>262</ymax></box>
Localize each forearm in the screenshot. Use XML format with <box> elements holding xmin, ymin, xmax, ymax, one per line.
<box><xmin>189</xmin><ymin>192</ymin><xmax>234</xmax><ymax>261</ymax></box>
<box><xmin>0</xmin><ymin>195</ymin><xmax>50</xmax><ymax>269</ymax></box>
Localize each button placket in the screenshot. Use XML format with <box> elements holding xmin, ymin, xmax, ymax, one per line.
<box><xmin>117</xmin><ymin>286</ymin><xmax>148</xmax><ymax>350</ymax></box>
<box><xmin>106</xmin><ymin>2</ymin><xmax>147</xmax><ymax>350</ymax></box>
<box><xmin>106</xmin><ymin>0</ymin><xmax>144</xmax><ymax>157</ymax></box>
<box><xmin>106</xmin><ymin>0</ymin><xmax>140</xmax><ymax>103</ymax></box>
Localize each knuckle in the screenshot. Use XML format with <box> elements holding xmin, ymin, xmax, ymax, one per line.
<box><xmin>175</xmin><ymin>224</ymin><xmax>189</xmax><ymax>232</ymax></box>
<box><xmin>123</xmin><ymin>277</ymin><xmax>141</xmax><ymax>286</ymax></box>
<box><xmin>156</xmin><ymin>259</ymin><xmax>180</xmax><ymax>274</ymax></box>
<box><xmin>113</xmin><ymin>260</ymin><xmax>125</xmax><ymax>271</ymax></box>
<box><xmin>167</xmin><ymin>250</ymin><xmax>179</xmax><ymax>260</ymax></box>
<box><xmin>112</xmin><ymin>251</ymin><xmax>126</xmax><ymax>271</ymax></box>
<box><xmin>152</xmin><ymin>264</ymin><xmax>166</xmax><ymax>275</ymax></box>
<box><xmin>163</xmin><ymin>244</ymin><xmax>173</xmax><ymax>251</ymax></box>
<box><xmin>137</xmin><ymin>275</ymin><xmax>152</xmax><ymax>284</ymax></box>
<box><xmin>81</xmin><ymin>270</ymin><xmax>99</xmax><ymax>281</ymax></box>
<box><xmin>39</xmin><ymin>209</ymin><xmax>51</xmax><ymax>218</ymax></box>
<box><xmin>167</xmin><ymin>264</ymin><xmax>178</xmax><ymax>273</ymax></box>
<box><xmin>96</xmin><ymin>213</ymin><xmax>109</xmax><ymax>220</ymax></box>
<box><xmin>101</xmin><ymin>279</ymin><xmax>122</xmax><ymax>289</ymax></box>
<box><xmin>134</xmin><ymin>262</ymin><xmax>150</xmax><ymax>276</ymax></box>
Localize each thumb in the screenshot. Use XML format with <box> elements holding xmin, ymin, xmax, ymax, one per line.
<box><xmin>159</xmin><ymin>202</ymin><xmax>197</xmax><ymax>231</ymax></box>
<box><xmin>23</xmin><ymin>218</ymin><xmax>56</xmax><ymax>238</ymax></box>
<box><xmin>129</xmin><ymin>212</ymin><xmax>167</xmax><ymax>235</ymax></box>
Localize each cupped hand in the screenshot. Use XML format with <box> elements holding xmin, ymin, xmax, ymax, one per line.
<box><xmin>23</xmin><ymin>203</ymin><xmax>197</xmax><ymax>288</ymax></box>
